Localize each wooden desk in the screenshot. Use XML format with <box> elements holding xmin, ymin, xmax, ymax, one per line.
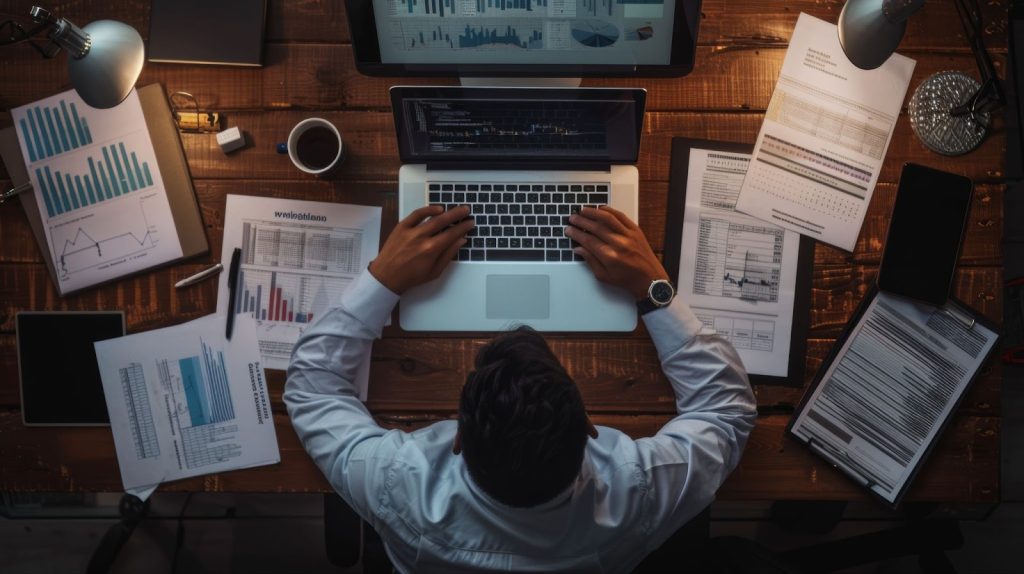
<box><xmin>0</xmin><ymin>0</ymin><xmax>1006</xmax><ymax>503</ymax></box>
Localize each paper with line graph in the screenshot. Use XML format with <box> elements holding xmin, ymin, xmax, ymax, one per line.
<box><xmin>735</xmin><ymin>13</ymin><xmax>914</xmax><ymax>251</ymax></box>
<box><xmin>11</xmin><ymin>88</ymin><xmax>182</xmax><ymax>293</ymax></box>
<box><xmin>678</xmin><ymin>148</ymin><xmax>800</xmax><ymax>376</ymax></box>
<box><xmin>94</xmin><ymin>314</ymin><xmax>279</xmax><ymax>496</ymax></box>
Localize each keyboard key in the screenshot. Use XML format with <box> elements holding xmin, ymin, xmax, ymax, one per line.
<box><xmin>478</xmin><ymin>227</ymin><xmax>490</xmax><ymax>236</ymax></box>
<box><xmin>497</xmin><ymin>204</ymin><xmax>509</xmax><ymax>214</ymax></box>
<box><xmin>522</xmin><ymin>205</ymin><xmax>533</xmax><ymax>215</ymax></box>
<box><xmin>480</xmin><ymin>184</ymin><xmax>492</xmax><ymax>191</ymax></box>
<box><xmin>520</xmin><ymin>185</ymin><xmax>533</xmax><ymax>192</ymax></box>
<box><xmin>466</xmin><ymin>193</ymin><xmax>477</xmax><ymax>202</ymax></box>
<box><xmin>473</xmin><ymin>238</ymin><xmax>485</xmax><ymax>248</ymax></box>
<box><xmin>546</xmin><ymin>205</ymin><xmax>558</xmax><ymax>214</ymax></box>
<box><xmin>571</xmin><ymin>185</ymin><xmax>582</xmax><ymax>192</ymax></box>
<box><xmin>472</xmin><ymin>204</ymin><xmax>484</xmax><ymax>214</ymax></box>
<box><xmin>523</xmin><ymin>238</ymin><xmax>533</xmax><ymax>248</ymax></box>
<box><xmin>533</xmin><ymin>185</ymin><xmax>544</xmax><ymax>192</ymax></box>
<box><xmin>561</xmin><ymin>250</ymin><xmax>574</xmax><ymax>261</ymax></box>
<box><xmin>503</xmin><ymin>193</ymin><xmax>514</xmax><ymax>203</ymax></box>
<box><xmin>540</xmin><ymin>193</ymin><xmax>551</xmax><ymax>203</ymax></box>
<box><xmin>493</xmin><ymin>185</ymin><xmax>504</xmax><ymax>191</ymax></box>
<box><xmin>492</xmin><ymin>227</ymin><xmax>503</xmax><ymax>237</ymax></box>
<box><xmin>515</xmin><ymin>226</ymin><xmax>527</xmax><ymax>236</ymax></box>
<box><xmin>491</xmin><ymin>193</ymin><xmax>503</xmax><ymax>202</ymax></box>
<box><xmin>442</xmin><ymin>193</ymin><xmax>453</xmax><ymax>202</ymax></box>
<box><xmin>546</xmin><ymin>238</ymin><xmax>557</xmax><ymax>249</ymax></box>
<box><xmin>574</xmin><ymin>253</ymin><xmax>584</xmax><ymax>262</ymax></box>
<box><xmin>546</xmin><ymin>250</ymin><xmax>560</xmax><ymax>261</ymax></box>
<box><xmin>513</xmin><ymin>216</ymin><xmax>525</xmax><ymax>226</ymax></box>
<box><xmin>590</xmin><ymin>193</ymin><xmax>609</xmax><ymax>203</ymax></box>
<box><xmin>558</xmin><ymin>204</ymin><xmax>570</xmax><ymax>214</ymax></box>
<box><xmin>467</xmin><ymin>227</ymin><xmax>478</xmax><ymax>237</ymax></box>
<box><xmin>564</xmin><ymin>193</ymin><xmax>575</xmax><ymax>203</ymax></box>
<box><xmin>454</xmin><ymin>193</ymin><xmax>465</xmax><ymax>202</ymax></box>
<box><xmin>503</xmin><ymin>226</ymin><xmax>514</xmax><ymax>236</ymax></box>
<box><xmin>510</xmin><ymin>238</ymin><xmax>521</xmax><ymax>248</ymax></box>
<box><xmin>471</xmin><ymin>250</ymin><xmax>485</xmax><ymax>261</ymax></box>
<box><xmin>485</xmin><ymin>204</ymin><xmax>496</xmax><ymax>214</ymax></box>
<box><xmin>553</xmin><ymin>194</ymin><xmax>563</xmax><ymax>203</ymax></box>
<box><xmin>458</xmin><ymin>249</ymin><xmax>470</xmax><ymax>261</ymax></box>
<box><xmin>584</xmin><ymin>185</ymin><xmax>595</xmax><ymax>192</ymax></box>
<box><xmin>597</xmin><ymin>185</ymin><xmax>608</xmax><ymax>192</ymax></box>
<box><xmin>488</xmin><ymin>249</ymin><xmax>545</xmax><ymax>262</ymax></box>
<box><xmin>528</xmin><ymin>227</ymin><xmax>540</xmax><ymax>237</ymax></box>
<box><xmin>561</xmin><ymin>216</ymin><xmax>571</xmax><ymax>226</ymax></box>
<box><xmin>498</xmin><ymin>238</ymin><xmax>509</xmax><ymax>248</ymax></box>
<box><xmin>429</xmin><ymin>192</ymin><xmax>441</xmax><ymax>202</ymax></box>
<box><xmin>537</xmin><ymin>216</ymin><xmax>549</xmax><ymax>225</ymax></box>
<box><xmin>429</xmin><ymin>184</ymin><xmax>441</xmax><ymax>191</ymax></box>
<box><xmin>486</xmin><ymin>238</ymin><xmax>497</xmax><ymax>248</ymax></box>
<box><xmin>500</xmin><ymin>215</ymin><xmax>512</xmax><ymax>225</ymax></box>
<box><xmin>528</xmin><ymin>193</ymin><xmax>539</xmax><ymax>203</ymax></box>
<box><xmin>509</xmin><ymin>204</ymin><xmax>521</xmax><ymax>215</ymax></box>
<box><xmin>544</xmin><ymin>185</ymin><xmax>555</xmax><ymax>191</ymax></box>
<box><xmin>540</xmin><ymin>227</ymin><xmax>552</xmax><ymax>237</ymax></box>
<box><xmin>552</xmin><ymin>227</ymin><xmax>563</xmax><ymax>237</ymax></box>
<box><xmin>455</xmin><ymin>184</ymin><xmax>466</xmax><ymax>191</ymax></box>
<box><xmin>571</xmin><ymin>205</ymin><xmax>582</xmax><ymax>214</ymax></box>
<box><xmin>515</xmin><ymin>193</ymin><xmax>526</xmax><ymax>203</ymax></box>
<box><xmin>488</xmin><ymin>215</ymin><xmax>500</xmax><ymax>225</ymax></box>
<box><xmin>442</xmin><ymin>184</ymin><xmax>454</xmax><ymax>191</ymax></box>
<box><xmin>557</xmin><ymin>185</ymin><xmax>569</xmax><ymax>192</ymax></box>
<box><xmin>525</xmin><ymin>215</ymin><xmax>536</xmax><ymax>225</ymax></box>
<box><xmin>468</xmin><ymin>184</ymin><xmax>479</xmax><ymax>191</ymax></box>
<box><xmin>559</xmin><ymin>238</ymin><xmax>570</xmax><ymax>249</ymax></box>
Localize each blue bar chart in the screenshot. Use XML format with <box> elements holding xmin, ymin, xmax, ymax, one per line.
<box><xmin>179</xmin><ymin>340</ymin><xmax>235</xmax><ymax>427</ymax></box>
<box><xmin>33</xmin><ymin>141</ymin><xmax>155</xmax><ymax>218</ymax></box>
<box><xmin>17</xmin><ymin>99</ymin><xmax>93</xmax><ymax>162</ymax></box>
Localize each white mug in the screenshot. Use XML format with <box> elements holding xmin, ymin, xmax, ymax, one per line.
<box><xmin>284</xmin><ymin>118</ymin><xmax>345</xmax><ymax>176</ymax></box>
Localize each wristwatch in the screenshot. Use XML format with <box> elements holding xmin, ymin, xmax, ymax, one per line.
<box><xmin>637</xmin><ymin>279</ymin><xmax>675</xmax><ymax>315</ymax></box>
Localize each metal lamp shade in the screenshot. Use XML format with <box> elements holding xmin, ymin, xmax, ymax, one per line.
<box><xmin>67</xmin><ymin>20</ymin><xmax>144</xmax><ymax>109</ymax></box>
<box><xmin>838</xmin><ymin>0</ymin><xmax>914</xmax><ymax>70</ymax></box>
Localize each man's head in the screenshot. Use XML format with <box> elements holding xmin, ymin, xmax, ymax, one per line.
<box><xmin>457</xmin><ymin>327</ymin><xmax>591</xmax><ymax>508</ymax></box>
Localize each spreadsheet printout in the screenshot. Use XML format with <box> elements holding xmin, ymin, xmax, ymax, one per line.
<box><xmin>94</xmin><ymin>314</ymin><xmax>280</xmax><ymax>496</ymax></box>
<box><xmin>735</xmin><ymin>13</ymin><xmax>915</xmax><ymax>251</ymax></box>
<box><xmin>678</xmin><ymin>148</ymin><xmax>801</xmax><ymax>376</ymax></box>
<box><xmin>215</xmin><ymin>196</ymin><xmax>382</xmax><ymax>391</ymax></box>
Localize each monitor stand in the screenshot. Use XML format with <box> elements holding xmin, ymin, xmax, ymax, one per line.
<box><xmin>459</xmin><ymin>77</ymin><xmax>582</xmax><ymax>88</ymax></box>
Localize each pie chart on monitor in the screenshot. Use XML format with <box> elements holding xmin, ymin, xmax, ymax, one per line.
<box><xmin>571</xmin><ymin>20</ymin><xmax>619</xmax><ymax>48</ymax></box>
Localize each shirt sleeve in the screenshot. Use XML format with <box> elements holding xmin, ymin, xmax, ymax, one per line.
<box><xmin>283</xmin><ymin>269</ymin><xmax>399</xmax><ymax>517</ymax></box>
<box><xmin>634</xmin><ymin>297</ymin><xmax>757</xmax><ymax>545</ymax></box>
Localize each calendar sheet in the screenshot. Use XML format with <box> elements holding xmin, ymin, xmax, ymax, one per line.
<box><xmin>735</xmin><ymin>13</ymin><xmax>915</xmax><ymax>251</ymax></box>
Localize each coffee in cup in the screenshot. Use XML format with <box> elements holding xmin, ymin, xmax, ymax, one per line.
<box><xmin>284</xmin><ymin>118</ymin><xmax>345</xmax><ymax>176</ymax></box>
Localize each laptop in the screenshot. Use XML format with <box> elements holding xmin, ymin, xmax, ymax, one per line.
<box><xmin>393</xmin><ymin>86</ymin><xmax>646</xmax><ymax>332</ymax></box>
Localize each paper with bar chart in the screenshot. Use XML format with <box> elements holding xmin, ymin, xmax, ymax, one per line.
<box><xmin>678</xmin><ymin>148</ymin><xmax>801</xmax><ymax>376</ymax></box>
<box><xmin>216</xmin><ymin>196</ymin><xmax>382</xmax><ymax>382</ymax></box>
<box><xmin>373</xmin><ymin>0</ymin><xmax>675</xmax><ymax>66</ymax></box>
<box><xmin>11</xmin><ymin>89</ymin><xmax>182</xmax><ymax>293</ymax></box>
<box><xmin>735</xmin><ymin>13</ymin><xmax>915</xmax><ymax>252</ymax></box>
<box><xmin>94</xmin><ymin>314</ymin><xmax>279</xmax><ymax>495</ymax></box>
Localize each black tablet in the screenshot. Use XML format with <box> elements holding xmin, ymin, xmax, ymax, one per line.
<box><xmin>16</xmin><ymin>311</ymin><xmax>125</xmax><ymax>426</ymax></box>
<box><xmin>345</xmin><ymin>0</ymin><xmax>701</xmax><ymax>77</ymax></box>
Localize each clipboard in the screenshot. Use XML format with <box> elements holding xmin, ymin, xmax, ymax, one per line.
<box><xmin>664</xmin><ymin>137</ymin><xmax>815</xmax><ymax>386</ymax></box>
<box><xmin>0</xmin><ymin>84</ymin><xmax>208</xmax><ymax>295</ymax></box>
<box><xmin>786</xmin><ymin>286</ymin><xmax>1000</xmax><ymax>507</ymax></box>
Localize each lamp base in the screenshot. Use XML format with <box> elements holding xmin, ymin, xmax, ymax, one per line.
<box><xmin>908</xmin><ymin>71</ymin><xmax>989</xmax><ymax>156</ymax></box>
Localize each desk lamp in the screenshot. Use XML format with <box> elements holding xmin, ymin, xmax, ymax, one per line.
<box><xmin>838</xmin><ymin>0</ymin><xmax>925</xmax><ymax>70</ymax></box>
<box><xmin>1</xmin><ymin>6</ymin><xmax>144</xmax><ymax>109</ymax></box>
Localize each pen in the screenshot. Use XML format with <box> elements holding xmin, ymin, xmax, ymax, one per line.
<box><xmin>225</xmin><ymin>247</ymin><xmax>242</xmax><ymax>340</ymax></box>
<box><xmin>174</xmin><ymin>263</ymin><xmax>224</xmax><ymax>288</ymax></box>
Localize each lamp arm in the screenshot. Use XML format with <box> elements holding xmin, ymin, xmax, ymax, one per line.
<box><xmin>29</xmin><ymin>5</ymin><xmax>90</xmax><ymax>58</ymax></box>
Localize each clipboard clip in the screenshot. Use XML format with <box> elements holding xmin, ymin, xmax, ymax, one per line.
<box><xmin>942</xmin><ymin>305</ymin><xmax>976</xmax><ymax>330</ymax></box>
<box><xmin>0</xmin><ymin>181</ymin><xmax>31</xmax><ymax>205</ymax></box>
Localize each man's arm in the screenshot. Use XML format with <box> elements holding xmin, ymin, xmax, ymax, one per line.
<box><xmin>567</xmin><ymin>207</ymin><xmax>757</xmax><ymax>536</ymax></box>
<box><xmin>284</xmin><ymin>205</ymin><xmax>474</xmax><ymax>516</ymax></box>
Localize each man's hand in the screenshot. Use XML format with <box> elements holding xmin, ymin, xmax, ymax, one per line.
<box><xmin>564</xmin><ymin>206</ymin><xmax>668</xmax><ymax>301</ymax></box>
<box><xmin>370</xmin><ymin>205</ymin><xmax>474</xmax><ymax>294</ymax></box>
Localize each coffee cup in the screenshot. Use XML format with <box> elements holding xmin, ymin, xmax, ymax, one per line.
<box><xmin>283</xmin><ymin>118</ymin><xmax>345</xmax><ymax>176</ymax></box>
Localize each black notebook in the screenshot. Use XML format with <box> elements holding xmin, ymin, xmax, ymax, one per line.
<box><xmin>148</xmin><ymin>0</ymin><xmax>267</xmax><ymax>67</ymax></box>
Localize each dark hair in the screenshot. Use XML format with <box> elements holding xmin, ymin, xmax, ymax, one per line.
<box><xmin>458</xmin><ymin>326</ymin><xmax>590</xmax><ymax>508</ymax></box>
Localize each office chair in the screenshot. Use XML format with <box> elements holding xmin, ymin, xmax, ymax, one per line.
<box><xmin>324</xmin><ymin>493</ymin><xmax>393</xmax><ymax>572</ymax></box>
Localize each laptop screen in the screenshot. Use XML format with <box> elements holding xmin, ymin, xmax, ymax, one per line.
<box><xmin>391</xmin><ymin>87</ymin><xmax>645</xmax><ymax>164</ymax></box>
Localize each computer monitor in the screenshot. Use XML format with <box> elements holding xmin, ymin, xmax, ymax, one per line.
<box><xmin>345</xmin><ymin>1</ymin><xmax>701</xmax><ymax>78</ymax></box>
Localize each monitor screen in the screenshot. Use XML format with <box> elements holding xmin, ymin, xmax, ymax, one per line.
<box><xmin>346</xmin><ymin>1</ymin><xmax>701</xmax><ymax>77</ymax></box>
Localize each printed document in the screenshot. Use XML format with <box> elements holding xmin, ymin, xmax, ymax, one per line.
<box><xmin>95</xmin><ymin>314</ymin><xmax>280</xmax><ymax>497</ymax></box>
<box><xmin>790</xmin><ymin>292</ymin><xmax>998</xmax><ymax>504</ymax></box>
<box><xmin>735</xmin><ymin>13</ymin><xmax>915</xmax><ymax>251</ymax></box>
<box><xmin>216</xmin><ymin>195</ymin><xmax>382</xmax><ymax>394</ymax></box>
<box><xmin>678</xmin><ymin>148</ymin><xmax>801</xmax><ymax>376</ymax></box>
<box><xmin>11</xmin><ymin>89</ymin><xmax>182</xmax><ymax>293</ymax></box>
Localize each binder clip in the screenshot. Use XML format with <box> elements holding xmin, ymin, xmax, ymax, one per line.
<box><xmin>169</xmin><ymin>91</ymin><xmax>220</xmax><ymax>133</ymax></box>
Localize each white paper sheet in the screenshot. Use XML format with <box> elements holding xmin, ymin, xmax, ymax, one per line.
<box><xmin>735</xmin><ymin>13</ymin><xmax>915</xmax><ymax>252</ymax></box>
<box><xmin>789</xmin><ymin>292</ymin><xmax>998</xmax><ymax>503</ymax></box>
<box><xmin>11</xmin><ymin>89</ymin><xmax>183</xmax><ymax>293</ymax></box>
<box><xmin>215</xmin><ymin>195</ymin><xmax>382</xmax><ymax>396</ymax></box>
<box><xmin>678</xmin><ymin>149</ymin><xmax>801</xmax><ymax>377</ymax></box>
<box><xmin>94</xmin><ymin>314</ymin><xmax>280</xmax><ymax>494</ymax></box>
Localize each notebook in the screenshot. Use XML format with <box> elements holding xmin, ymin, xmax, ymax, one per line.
<box><xmin>148</xmin><ymin>0</ymin><xmax>267</xmax><ymax>66</ymax></box>
<box><xmin>392</xmin><ymin>86</ymin><xmax>645</xmax><ymax>332</ymax></box>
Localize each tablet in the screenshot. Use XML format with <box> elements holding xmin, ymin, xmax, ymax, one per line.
<box><xmin>16</xmin><ymin>311</ymin><xmax>125</xmax><ymax>426</ymax></box>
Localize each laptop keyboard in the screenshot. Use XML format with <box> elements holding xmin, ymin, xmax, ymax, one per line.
<box><xmin>427</xmin><ymin>182</ymin><xmax>610</xmax><ymax>262</ymax></box>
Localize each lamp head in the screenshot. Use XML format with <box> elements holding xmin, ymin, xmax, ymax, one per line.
<box><xmin>30</xmin><ymin>6</ymin><xmax>144</xmax><ymax>109</ymax></box>
<box><xmin>838</xmin><ymin>0</ymin><xmax>925</xmax><ymax>70</ymax></box>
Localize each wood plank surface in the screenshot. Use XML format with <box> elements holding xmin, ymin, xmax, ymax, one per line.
<box><xmin>0</xmin><ymin>411</ymin><xmax>998</xmax><ymax>502</ymax></box>
<box><xmin>0</xmin><ymin>0</ymin><xmax>1007</xmax><ymax>502</ymax></box>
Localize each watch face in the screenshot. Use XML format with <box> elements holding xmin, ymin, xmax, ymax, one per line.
<box><xmin>651</xmin><ymin>281</ymin><xmax>674</xmax><ymax>304</ymax></box>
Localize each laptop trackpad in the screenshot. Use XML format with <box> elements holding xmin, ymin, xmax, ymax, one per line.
<box><xmin>486</xmin><ymin>275</ymin><xmax>550</xmax><ymax>320</ymax></box>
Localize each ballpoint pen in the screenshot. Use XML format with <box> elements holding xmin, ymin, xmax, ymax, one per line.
<box><xmin>174</xmin><ymin>263</ymin><xmax>223</xmax><ymax>288</ymax></box>
<box><xmin>225</xmin><ymin>247</ymin><xmax>242</xmax><ymax>340</ymax></box>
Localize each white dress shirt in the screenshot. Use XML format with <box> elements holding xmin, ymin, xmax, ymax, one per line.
<box><xmin>285</xmin><ymin>270</ymin><xmax>757</xmax><ymax>573</ymax></box>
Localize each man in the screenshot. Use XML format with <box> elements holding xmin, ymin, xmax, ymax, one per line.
<box><xmin>285</xmin><ymin>205</ymin><xmax>757</xmax><ymax>572</ymax></box>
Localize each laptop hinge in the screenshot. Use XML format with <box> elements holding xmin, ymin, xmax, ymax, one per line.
<box><xmin>425</xmin><ymin>162</ymin><xmax>613</xmax><ymax>173</ymax></box>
